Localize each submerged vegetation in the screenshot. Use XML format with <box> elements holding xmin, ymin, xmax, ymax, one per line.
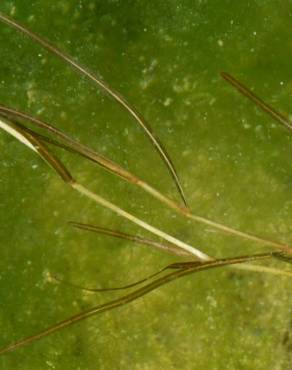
<box><xmin>0</xmin><ymin>3</ymin><xmax>291</xmax><ymax>369</ymax></box>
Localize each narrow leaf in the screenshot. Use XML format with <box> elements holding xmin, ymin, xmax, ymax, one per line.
<box><xmin>0</xmin><ymin>252</ymin><xmax>273</xmax><ymax>355</ymax></box>
<box><xmin>69</xmin><ymin>221</ymin><xmax>192</xmax><ymax>256</ymax></box>
<box><xmin>221</xmin><ymin>72</ymin><xmax>292</xmax><ymax>132</ymax></box>
<box><xmin>0</xmin><ymin>11</ymin><xmax>188</xmax><ymax>207</ymax></box>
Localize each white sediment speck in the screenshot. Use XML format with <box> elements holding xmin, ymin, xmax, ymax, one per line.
<box><xmin>10</xmin><ymin>6</ymin><xmax>16</xmax><ymax>16</ymax></box>
<box><xmin>163</xmin><ymin>97</ymin><xmax>173</xmax><ymax>106</ymax></box>
<box><xmin>45</xmin><ymin>361</ymin><xmax>56</xmax><ymax>369</ymax></box>
<box><xmin>60</xmin><ymin>111</ymin><xmax>67</xmax><ymax>119</ymax></box>
<box><xmin>206</xmin><ymin>294</ymin><xmax>218</xmax><ymax>308</ymax></box>
<box><xmin>209</xmin><ymin>97</ymin><xmax>216</xmax><ymax>105</ymax></box>
<box><xmin>27</xmin><ymin>15</ymin><xmax>35</xmax><ymax>23</ymax></box>
<box><xmin>140</xmin><ymin>76</ymin><xmax>153</xmax><ymax>90</ymax></box>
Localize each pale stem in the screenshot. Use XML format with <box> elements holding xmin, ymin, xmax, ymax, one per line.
<box><xmin>0</xmin><ymin>117</ymin><xmax>210</xmax><ymax>260</ymax></box>
<box><xmin>71</xmin><ymin>182</ymin><xmax>211</xmax><ymax>261</ymax></box>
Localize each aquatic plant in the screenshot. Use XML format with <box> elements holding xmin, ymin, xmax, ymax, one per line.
<box><xmin>0</xmin><ymin>4</ymin><xmax>291</xmax><ymax>368</ymax></box>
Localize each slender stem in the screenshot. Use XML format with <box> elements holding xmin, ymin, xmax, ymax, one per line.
<box><xmin>233</xmin><ymin>263</ymin><xmax>292</xmax><ymax>277</ymax></box>
<box><xmin>1</xmin><ymin>116</ymin><xmax>291</xmax><ymax>255</ymax></box>
<box><xmin>70</xmin><ymin>182</ymin><xmax>211</xmax><ymax>260</ymax></box>
<box><xmin>0</xmin><ymin>117</ymin><xmax>209</xmax><ymax>260</ymax></box>
<box><xmin>186</xmin><ymin>212</ymin><xmax>291</xmax><ymax>253</ymax></box>
<box><xmin>0</xmin><ymin>118</ymin><xmax>36</xmax><ymax>152</ymax></box>
<box><xmin>1</xmin><ymin>14</ymin><xmax>291</xmax><ymax>254</ymax></box>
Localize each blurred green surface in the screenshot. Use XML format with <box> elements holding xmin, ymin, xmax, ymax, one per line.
<box><xmin>0</xmin><ymin>1</ymin><xmax>291</xmax><ymax>369</ymax></box>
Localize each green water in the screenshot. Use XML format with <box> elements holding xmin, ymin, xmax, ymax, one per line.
<box><xmin>0</xmin><ymin>1</ymin><xmax>291</xmax><ymax>369</ymax></box>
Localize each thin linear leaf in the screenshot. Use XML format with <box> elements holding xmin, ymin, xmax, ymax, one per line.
<box><xmin>51</xmin><ymin>260</ymin><xmax>196</xmax><ymax>293</ymax></box>
<box><xmin>0</xmin><ymin>116</ymin><xmax>208</xmax><ymax>259</ymax></box>
<box><xmin>71</xmin><ymin>182</ymin><xmax>210</xmax><ymax>259</ymax></box>
<box><xmin>0</xmin><ymin>105</ymin><xmax>188</xmax><ymax>214</ymax></box>
<box><xmin>69</xmin><ymin>221</ymin><xmax>191</xmax><ymax>256</ymax></box>
<box><xmin>68</xmin><ymin>223</ymin><xmax>292</xmax><ymax>281</ymax></box>
<box><xmin>221</xmin><ymin>72</ymin><xmax>292</xmax><ymax>132</ymax></box>
<box><xmin>0</xmin><ymin>105</ymin><xmax>148</xmax><ymax>183</ymax></box>
<box><xmin>0</xmin><ymin>252</ymin><xmax>275</xmax><ymax>355</ymax></box>
<box><xmin>0</xmin><ymin>117</ymin><xmax>73</xmax><ymax>183</ymax></box>
<box><xmin>0</xmin><ymin>11</ymin><xmax>188</xmax><ymax>207</ymax></box>
<box><xmin>1</xmin><ymin>114</ymin><xmax>291</xmax><ymax>255</ymax></box>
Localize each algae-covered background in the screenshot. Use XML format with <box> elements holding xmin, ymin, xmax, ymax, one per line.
<box><xmin>0</xmin><ymin>1</ymin><xmax>291</xmax><ymax>369</ymax></box>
